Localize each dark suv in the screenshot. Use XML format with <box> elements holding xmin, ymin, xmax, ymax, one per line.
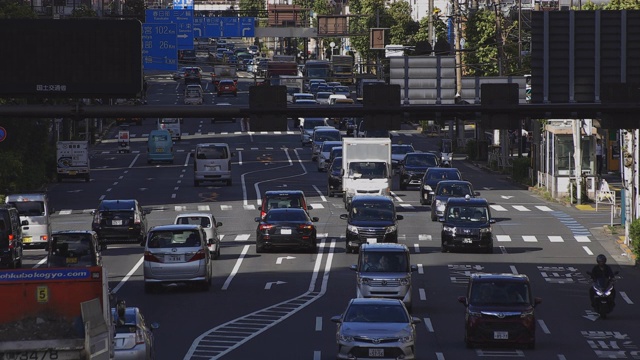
<box><xmin>398</xmin><ymin>152</ymin><xmax>439</xmax><ymax>190</ymax></box>
<box><xmin>440</xmin><ymin>197</ymin><xmax>494</xmax><ymax>253</ymax></box>
<box><xmin>340</xmin><ymin>195</ymin><xmax>403</xmax><ymax>253</ymax></box>
<box><xmin>420</xmin><ymin>167</ymin><xmax>462</xmax><ymax>205</ymax></box>
<box><xmin>458</xmin><ymin>273</ymin><xmax>542</xmax><ymax>349</ymax></box>
<box><xmin>260</xmin><ymin>190</ymin><xmax>311</xmax><ymax>219</ymax></box>
<box><xmin>47</xmin><ymin>230</ymin><xmax>102</xmax><ymax>268</ymax></box>
<box><xmin>0</xmin><ymin>205</ymin><xmax>25</xmax><ymax>268</ymax></box>
<box><xmin>183</xmin><ymin>67</ymin><xmax>202</xmax><ymax>85</ymax></box>
<box><xmin>91</xmin><ymin>200</ymin><xmax>149</xmax><ymax>247</ymax></box>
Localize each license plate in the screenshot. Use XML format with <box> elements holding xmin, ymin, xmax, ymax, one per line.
<box><xmin>205</xmin><ymin>165</ymin><xmax>221</xmax><ymax>171</ymax></box>
<box><xmin>165</xmin><ymin>255</ymin><xmax>184</xmax><ymax>262</ymax></box>
<box><xmin>68</xmin><ymin>171</ymin><xmax>77</xmax><ymax>175</ymax></box>
<box><xmin>463</xmin><ymin>238</ymin><xmax>472</xmax><ymax>244</ymax></box>
<box><xmin>367</xmin><ymin>238</ymin><xmax>377</xmax><ymax>244</ymax></box>
<box><xmin>66</xmin><ymin>257</ymin><xmax>78</xmax><ymax>264</ymax></box>
<box><xmin>494</xmin><ymin>331</ymin><xmax>509</xmax><ymax>340</ymax></box>
<box><xmin>112</xmin><ymin>220</ymin><xmax>123</xmax><ymax>226</ymax></box>
<box><xmin>156</xmin><ymin>148</ymin><xmax>164</xmax><ymax>152</ymax></box>
<box><xmin>369</xmin><ymin>348</ymin><xmax>384</xmax><ymax>357</ymax></box>
<box><xmin>23</xmin><ymin>236</ymin><xmax>32</xmax><ymax>243</ymax></box>
<box><xmin>280</xmin><ymin>228</ymin><xmax>292</xmax><ymax>235</ymax></box>
<box><xmin>2</xmin><ymin>350</ymin><xmax>75</xmax><ymax>360</ymax></box>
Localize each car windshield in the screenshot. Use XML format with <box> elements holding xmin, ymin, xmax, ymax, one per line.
<box><xmin>266</xmin><ymin>196</ymin><xmax>304</xmax><ymax>211</ymax></box>
<box><xmin>147</xmin><ymin>230</ymin><xmax>201</xmax><ymax>248</ymax></box>
<box><xmin>176</xmin><ymin>216</ymin><xmax>211</xmax><ymax>228</ymax></box>
<box><xmin>437</xmin><ymin>184</ymin><xmax>472</xmax><ymax>197</ymax></box>
<box><xmin>331</xmin><ymin>159</ymin><xmax>342</xmax><ymax>171</ymax></box>
<box><xmin>405</xmin><ymin>155</ymin><xmax>437</xmax><ymax>167</ymax></box>
<box><xmin>303</xmin><ymin>120</ymin><xmax>325</xmax><ymax>129</ymax></box>
<box><xmin>446</xmin><ymin>205</ymin><xmax>488</xmax><ymax>223</ymax></box>
<box><xmin>348</xmin><ymin>162</ymin><xmax>387</xmax><ymax>179</ymax></box>
<box><xmin>392</xmin><ymin>145</ymin><xmax>414</xmax><ymax>154</ymax></box>
<box><xmin>265</xmin><ymin>210</ymin><xmax>308</xmax><ymax>222</ymax></box>
<box><xmin>48</xmin><ymin>233</ymin><xmax>96</xmax><ymax>267</ymax></box>
<box><xmin>360</xmin><ymin>252</ymin><xmax>408</xmax><ymax>272</ymax></box>
<box><xmin>428</xmin><ymin>170</ymin><xmax>460</xmax><ymax>180</ymax></box>
<box><xmin>344</xmin><ymin>304</ymin><xmax>409</xmax><ymax>323</ymax></box>
<box><xmin>315</xmin><ymin>131</ymin><xmax>340</xmax><ymax>142</ymax></box>
<box><xmin>351</xmin><ymin>201</ymin><xmax>395</xmax><ymax>221</ymax></box>
<box><xmin>150</xmin><ymin>133</ymin><xmax>169</xmax><ymax>142</ymax></box>
<box><xmin>470</xmin><ymin>282</ymin><xmax>530</xmax><ymax>305</ymax></box>
<box><xmin>196</xmin><ymin>146</ymin><xmax>228</xmax><ymax>159</ymax></box>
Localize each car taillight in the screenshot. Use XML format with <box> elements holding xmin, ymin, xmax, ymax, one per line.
<box><xmin>134</xmin><ymin>212</ymin><xmax>141</xmax><ymax>224</ymax></box>
<box><xmin>298</xmin><ymin>224</ymin><xmax>313</xmax><ymax>230</ymax></box>
<box><xmin>188</xmin><ymin>250</ymin><xmax>206</xmax><ymax>262</ymax></box>
<box><xmin>135</xmin><ymin>328</ymin><xmax>145</xmax><ymax>345</ymax></box>
<box><xmin>40</xmin><ymin>235</ymin><xmax>48</xmax><ymax>242</ymax></box>
<box><xmin>259</xmin><ymin>224</ymin><xmax>274</xmax><ymax>231</ymax></box>
<box><xmin>93</xmin><ymin>212</ymin><xmax>102</xmax><ymax>225</ymax></box>
<box><xmin>260</xmin><ymin>210</ymin><xmax>266</xmax><ymax>219</ymax></box>
<box><xmin>144</xmin><ymin>251</ymin><xmax>161</xmax><ymax>263</ymax></box>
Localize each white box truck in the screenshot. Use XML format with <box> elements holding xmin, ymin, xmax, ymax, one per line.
<box><xmin>56</xmin><ymin>141</ymin><xmax>90</xmax><ymax>182</ymax></box>
<box><xmin>342</xmin><ymin>138</ymin><xmax>392</xmax><ymax>209</ymax></box>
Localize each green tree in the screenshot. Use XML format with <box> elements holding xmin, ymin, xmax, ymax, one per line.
<box><xmin>239</xmin><ymin>0</ymin><xmax>264</xmax><ymax>16</ymax></box>
<box><xmin>123</xmin><ymin>0</ymin><xmax>145</xmax><ymax>22</ymax></box>
<box><xmin>349</xmin><ymin>0</ymin><xmax>388</xmax><ymax>62</ymax></box>
<box><xmin>0</xmin><ymin>0</ymin><xmax>37</xmax><ymax>18</ymax></box>
<box><xmin>387</xmin><ymin>1</ymin><xmax>418</xmax><ymax>45</ymax></box>
<box><xmin>70</xmin><ymin>4</ymin><xmax>98</xmax><ymax>17</ymax></box>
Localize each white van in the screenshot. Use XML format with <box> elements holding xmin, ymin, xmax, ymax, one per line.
<box><xmin>328</xmin><ymin>94</ymin><xmax>347</xmax><ymax>104</ymax></box>
<box><xmin>5</xmin><ymin>193</ymin><xmax>52</xmax><ymax>249</ymax></box>
<box><xmin>184</xmin><ymin>84</ymin><xmax>203</xmax><ymax>105</ymax></box>
<box><xmin>192</xmin><ymin>143</ymin><xmax>234</xmax><ymax>186</ymax></box>
<box><xmin>157</xmin><ymin>118</ymin><xmax>182</xmax><ymax>140</ymax></box>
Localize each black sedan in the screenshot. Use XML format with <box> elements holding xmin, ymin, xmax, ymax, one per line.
<box><xmin>440</xmin><ymin>197</ymin><xmax>494</xmax><ymax>253</ymax></box>
<box><xmin>419</xmin><ymin>168</ymin><xmax>462</xmax><ymax>205</ymax></box>
<box><xmin>327</xmin><ymin>156</ymin><xmax>343</xmax><ymax>197</ymax></box>
<box><xmin>255</xmin><ymin>208</ymin><xmax>319</xmax><ymax>253</ymax></box>
<box><xmin>430</xmin><ymin>180</ymin><xmax>478</xmax><ymax>221</ymax></box>
<box><xmin>398</xmin><ymin>152</ymin><xmax>439</xmax><ymax>190</ymax></box>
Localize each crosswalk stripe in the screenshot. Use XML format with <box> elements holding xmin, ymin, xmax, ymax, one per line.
<box><xmin>234</xmin><ymin>234</ymin><xmax>250</xmax><ymax>241</ymax></box>
<box><xmin>219</xmin><ymin>234</ymin><xmax>225</xmax><ymax>241</ymax></box>
<box><xmin>513</xmin><ymin>205</ymin><xmax>530</xmax><ymax>211</ymax></box>
<box><xmin>490</xmin><ymin>205</ymin><xmax>507</xmax><ymax>211</ymax></box>
<box><xmin>399</xmin><ymin>204</ymin><xmax>414</xmax><ymax>209</ymax></box>
<box><xmin>536</xmin><ymin>206</ymin><xmax>553</xmax><ymax>211</ymax></box>
<box><xmin>317</xmin><ymin>233</ymin><xmax>329</xmax><ymax>238</ymax></box>
<box><xmin>496</xmin><ymin>235</ymin><xmax>511</xmax><ymax>242</ymax></box>
<box><xmin>574</xmin><ymin>235</ymin><xmax>591</xmax><ymax>242</ymax></box>
<box><xmin>220</xmin><ymin>205</ymin><xmax>232</xmax><ymax>211</ymax></box>
<box><xmin>522</xmin><ymin>236</ymin><xmax>538</xmax><ymax>242</ymax></box>
<box><xmin>310</xmin><ymin>203</ymin><xmax>324</xmax><ymax>209</ymax></box>
<box><xmin>197</xmin><ymin>205</ymin><xmax>210</xmax><ymax>211</ymax></box>
<box><xmin>59</xmin><ymin>210</ymin><xmax>72</xmax><ymax>215</ymax></box>
<box><xmin>548</xmin><ymin>236</ymin><xmax>564</xmax><ymax>242</ymax></box>
<box><xmin>418</xmin><ymin>234</ymin><xmax>432</xmax><ymax>241</ymax></box>
<box><xmin>243</xmin><ymin>204</ymin><xmax>256</xmax><ymax>210</ymax></box>
<box><xmin>175</xmin><ymin>205</ymin><xmax>187</xmax><ymax>211</ymax></box>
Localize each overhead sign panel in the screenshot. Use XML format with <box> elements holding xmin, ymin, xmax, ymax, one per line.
<box><xmin>142</xmin><ymin>24</ymin><xmax>177</xmax><ymax>71</ymax></box>
<box><xmin>205</xmin><ymin>17</ymin><xmax>255</xmax><ymax>38</ymax></box>
<box><xmin>145</xmin><ymin>9</ymin><xmax>194</xmax><ymax>50</ymax></box>
<box><xmin>0</xmin><ymin>19</ymin><xmax>142</xmax><ymax>97</ymax></box>
<box><xmin>173</xmin><ymin>0</ymin><xmax>193</xmax><ymax>9</ymax></box>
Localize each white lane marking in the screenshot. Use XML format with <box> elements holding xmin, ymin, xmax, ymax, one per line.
<box><xmin>536</xmin><ymin>205</ymin><xmax>553</xmax><ymax>211</ymax></box>
<box><xmin>310</xmin><ymin>203</ymin><xmax>325</xmax><ymax>209</ymax></box>
<box><xmin>419</xmin><ymin>288</ymin><xmax>426</xmax><ymax>301</ymax></box>
<box><xmin>490</xmin><ymin>205</ymin><xmax>507</xmax><ymax>211</ymax></box>
<box><xmin>183</xmin><ymin>153</ymin><xmax>189</xmax><ymax>167</ymax></box>
<box><xmin>417</xmin><ymin>264</ymin><xmax>424</xmax><ymax>274</ymax></box>
<box><xmin>99</xmin><ymin>194</ymin><xmax>106</xmax><ymax>201</ymax></box>
<box><xmin>510</xmin><ymin>265</ymin><xmax>518</xmax><ymax>274</ymax></box>
<box><xmin>583</xmin><ymin>246</ymin><xmax>594</xmax><ymax>255</ymax></box>
<box><xmin>197</xmin><ymin>205</ymin><xmax>210</xmax><ymax>211</ymax></box>
<box><xmin>390</xmin><ymin>191</ymin><xmax>402</xmax><ymax>202</ymax></box>
<box><xmin>171</xmin><ymin>193</ymin><xmax>177</xmax><ymax>199</ymax></box>
<box><xmin>235</xmin><ymin>234</ymin><xmax>250</xmax><ymax>241</ymax></box>
<box><xmin>436</xmin><ymin>353</ymin><xmax>445</xmax><ymax>360</ymax></box>
<box><xmin>423</xmin><ymin>318</ymin><xmax>434</xmax><ymax>332</ymax></box>
<box><xmin>243</xmin><ymin>204</ymin><xmax>256</xmax><ymax>210</ymax></box>
<box><xmin>106</xmin><ymin>188</ymin><xmax>112</xmax><ymax>192</ymax></box>
<box><xmin>558</xmin><ymin>355</ymin><xmax>567</xmax><ymax>360</ymax></box>
<box><xmin>620</xmin><ymin>291</ymin><xmax>634</xmax><ymax>304</ymax></box>
<box><xmin>33</xmin><ymin>256</ymin><xmax>48</xmax><ymax>268</ymax></box>
<box><xmin>513</xmin><ymin>205</ymin><xmax>530</xmax><ymax>211</ymax></box>
<box><xmin>315</xmin><ymin>317</ymin><xmax>322</xmax><ymax>331</ymax></box>
<box><xmin>313</xmin><ymin>351</ymin><xmax>321</xmax><ymax>360</ymax></box>
<box><xmin>522</xmin><ymin>235</ymin><xmax>538</xmax><ymax>242</ymax></box>
<box><xmin>418</xmin><ymin>234</ymin><xmax>432</xmax><ymax>241</ymax></box>
<box><xmin>496</xmin><ymin>235</ymin><xmax>511</xmax><ymax>242</ymax></box>
<box><xmin>548</xmin><ymin>236</ymin><xmax>564</xmax><ymax>242</ymax></box>
<box><xmin>128</xmin><ymin>153</ymin><xmax>140</xmax><ymax>168</ymax></box>
<box><xmin>500</xmin><ymin>246</ymin><xmax>508</xmax><ymax>254</ymax></box>
<box><xmin>59</xmin><ymin>210</ymin><xmax>72</xmax><ymax>215</ymax></box>
<box><xmin>538</xmin><ymin>319</ymin><xmax>551</xmax><ymax>334</ymax></box>
<box><xmin>112</xmin><ymin>256</ymin><xmax>144</xmax><ymax>293</ymax></box>
<box><xmin>222</xmin><ymin>245</ymin><xmax>250</xmax><ymax>290</ymax></box>
<box><xmin>238</xmin><ymin>150</ymin><xmax>243</xmax><ymax>165</ymax></box>
<box><xmin>312</xmin><ymin>184</ymin><xmax>327</xmax><ymax>202</ymax></box>
<box><xmin>248</xmin><ymin>148</ymin><xmax>306</xmax><ymax>207</ymax></box>
<box><xmin>575</xmin><ymin>235</ymin><xmax>591</xmax><ymax>242</ymax></box>
<box><xmin>220</xmin><ymin>205</ymin><xmax>232</xmax><ymax>211</ymax></box>
<box><xmin>414</xmin><ymin>244</ymin><xmax>421</xmax><ymax>253</ymax></box>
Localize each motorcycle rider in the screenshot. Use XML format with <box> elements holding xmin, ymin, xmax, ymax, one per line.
<box><xmin>589</xmin><ymin>254</ymin><xmax>616</xmax><ymax>307</ymax></box>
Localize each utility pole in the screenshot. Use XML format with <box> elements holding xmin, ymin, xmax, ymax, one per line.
<box><xmin>428</xmin><ymin>0</ymin><xmax>435</xmax><ymax>49</ymax></box>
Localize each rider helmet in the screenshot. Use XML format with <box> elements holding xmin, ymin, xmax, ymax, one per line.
<box><xmin>596</xmin><ymin>254</ymin><xmax>607</xmax><ymax>265</ymax></box>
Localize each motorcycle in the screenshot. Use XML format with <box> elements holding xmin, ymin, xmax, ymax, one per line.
<box><xmin>587</xmin><ymin>270</ymin><xmax>619</xmax><ymax>318</ymax></box>
<box><xmin>440</xmin><ymin>139</ymin><xmax>453</xmax><ymax>167</ymax></box>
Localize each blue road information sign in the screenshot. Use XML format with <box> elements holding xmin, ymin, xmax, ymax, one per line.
<box><xmin>173</xmin><ymin>0</ymin><xmax>193</xmax><ymax>9</ymax></box>
<box><xmin>142</xmin><ymin>23</ymin><xmax>178</xmax><ymax>71</ymax></box>
<box><xmin>145</xmin><ymin>9</ymin><xmax>194</xmax><ymax>50</ymax></box>
<box><xmin>204</xmin><ymin>17</ymin><xmax>255</xmax><ymax>38</ymax></box>
<box><xmin>0</xmin><ymin>126</ymin><xmax>6</xmax><ymax>142</ymax></box>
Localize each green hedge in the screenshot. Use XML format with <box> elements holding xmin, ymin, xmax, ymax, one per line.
<box><xmin>630</xmin><ymin>218</ymin><xmax>640</xmax><ymax>260</ymax></box>
<box><xmin>512</xmin><ymin>157</ymin><xmax>531</xmax><ymax>184</ymax></box>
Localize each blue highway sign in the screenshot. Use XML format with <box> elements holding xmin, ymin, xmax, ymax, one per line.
<box><xmin>173</xmin><ymin>0</ymin><xmax>193</xmax><ymax>9</ymax></box>
<box><xmin>146</xmin><ymin>9</ymin><xmax>194</xmax><ymax>50</ymax></box>
<box><xmin>142</xmin><ymin>23</ymin><xmax>178</xmax><ymax>71</ymax></box>
<box><xmin>203</xmin><ymin>17</ymin><xmax>255</xmax><ymax>38</ymax></box>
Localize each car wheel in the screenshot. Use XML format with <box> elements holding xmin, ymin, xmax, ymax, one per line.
<box><xmin>441</xmin><ymin>244</ymin><xmax>449</xmax><ymax>253</ymax></box>
<box><xmin>464</xmin><ymin>332</ymin><xmax>474</xmax><ymax>349</ymax></box>
<box><xmin>234</xmin><ymin>92</ymin><xmax>237</xmax><ymax>97</ymax></box>
<box><xmin>419</xmin><ymin>195</ymin><xmax>426</xmax><ymax>205</ymax></box>
<box><xmin>215</xmin><ymin>247</ymin><xmax>221</xmax><ymax>260</ymax></box>
<box><xmin>256</xmin><ymin>244</ymin><xmax>264</xmax><ymax>253</ymax></box>
<box><xmin>85</xmin><ymin>174</ymin><xmax>90</xmax><ymax>182</ymax></box>
<box><xmin>327</xmin><ymin>186</ymin><xmax>333</xmax><ymax>197</ymax></box>
<box><xmin>16</xmin><ymin>257</ymin><xmax>22</xmax><ymax>268</ymax></box>
<box><xmin>431</xmin><ymin>213</ymin><xmax>437</xmax><ymax>221</ymax></box>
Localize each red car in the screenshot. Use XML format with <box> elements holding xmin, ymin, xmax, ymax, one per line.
<box><xmin>217</xmin><ymin>79</ymin><xmax>237</xmax><ymax>97</ymax></box>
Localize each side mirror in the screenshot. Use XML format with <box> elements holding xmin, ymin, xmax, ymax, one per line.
<box><xmin>231</xmin><ymin>152</ymin><xmax>236</xmax><ymax>157</ymax></box>
<box><xmin>458</xmin><ymin>296</ymin><xmax>468</xmax><ymax>306</ymax></box>
<box><xmin>150</xmin><ymin>323</ymin><xmax>160</xmax><ymax>330</ymax></box>
<box><xmin>208</xmin><ymin>238</ymin><xmax>215</xmax><ymax>245</ymax></box>
<box><xmin>350</xmin><ymin>264</ymin><xmax>357</xmax><ymax>271</ymax></box>
<box><xmin>410</xmin><ymin>265</ymin><xmax>418</xmax><ymax>272</ymax></box>
<box><xmin>489</xmin><ymin>219</ymin><xmax>496</xmax><ymax>224</ymax></box>
<box><xmin>311</xmin><ymin>217</ymin><xmax>320</xmax><ymax>222</ymax></box>
<box><xmin>396</xmin><ymin>214</ymin><xmax>404</xmax><ymax>221</ymax></box>
<box><xmin>411</xmin><ymin>317</ymin><xmax>422</xmax><ymax>324</ymax></box>
<box><xmin>438</xmin><ymin>217</ymin><xmax>445</xmax><ymax>222</ymax></box>
<box><xmin>254</xmin><ymin>217</ymin><xmax>261</xmax><ymax>222</ymax></box>
<box><xmin>534</xmin><ymin>297</ymin><xmax>542</xmax><ymax>307</ymax></box>
<box><xmin>474</xmin><ymin>192</ymin><xmax>481</xmax><ymax>196</ymax></box>
<box><xmin>216</xmin><ymin>222</ymin><xmax>223</xmax><ymax>227</ymax></box>
<box><xmin>330</xmin><ymin>315</ymin><xmax>342</xmax><ymax>323</ymax></box>
<box><xmin>340</xmin><ymin>214</ymin><xmax>348</xmax><ymax>220</ymax></box>
<box><xmin>307</xmin><ymin>205</ymin><xmax>313</xmax><ymax>210</ymax></box>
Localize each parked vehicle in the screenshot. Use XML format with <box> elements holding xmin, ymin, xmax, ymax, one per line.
<box><xmin>440</xmin><ymin>196</ymin><xmax>494</xmax><ymax>253</ymax></box>
<box><xmin>5</xmin><ymin>193</ymin><xmax>52</xmax><ymax>249</ymax></box>
<box><xmin>254</xmin><ymin>208</ymin><xmax>319</xmax><ymax>253</ymax></box>
<box><xmin>458</xmin><ymin>273</ymin><xmax>541</xmax><ymax>349</ymax></box>
<box><xmin>56</xmin><ymin>141</ymin><xmax>90</xmax><ymax>182</ymax></box>
<box><xmin>340</xmin><ymin>195</ymin><xmax>403</xmax><ymax>253</ymax></box>
<box><xmin>174</xmin><ymin>212</ymin><xmax>223</xmax><ymax>259</ymax></box>
<box><xmin>143</xmin><ymin>224</ymin><xmax>213</xmax><ymax>293</ymax></box>
<box><xmin>0</xmin><ymin>204</ymin><xmax>25</xmax><ymax>268</ymax></box>
<box><xmin>331</xmin><ymin>298</ymin><xmax>420</xmax><ymax>360</ymax></box>
<box><xmin>342</xmin><ymin>138</ymin><xmax>392</xmax><ymax>209</ymax></box>
<box><xmin>191</xmin><ymin>142</ymin><xmax>234</xmax><ymax>186</ymax></box>
<box><xmin>350</xmin><ymin>243</ymin><xmax>418</xmax><ymax>311</ymax></box>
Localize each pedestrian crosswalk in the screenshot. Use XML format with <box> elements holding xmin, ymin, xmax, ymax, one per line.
<box><xmin>490</xmin><ymin>204</ymin><xmax>554</xmax><ymax>212</ymax></box>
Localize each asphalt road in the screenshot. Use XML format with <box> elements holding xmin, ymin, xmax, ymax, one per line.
<box><xmin>22</xmin><ymin>74</ymin><xmax>640</xmax><ymax>360</ymax></box>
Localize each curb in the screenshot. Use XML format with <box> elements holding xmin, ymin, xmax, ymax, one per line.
<box><xmin>616</xmin><ymin>235</ymin><xmax>637</xmax><ymax>264</ymax></box>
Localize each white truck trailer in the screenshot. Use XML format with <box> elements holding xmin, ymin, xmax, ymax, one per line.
<box><xmin>342</xmin><ymin>138</ymin><xmax>392</xmax><ymax>209</ymax></box>
<box><xmin>56</xmin><ymin>141</ymin><xmax>90</xmax><ymax>182</ymax></box>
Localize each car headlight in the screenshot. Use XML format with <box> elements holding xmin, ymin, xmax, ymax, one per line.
<box><xmin>468</xmin><ymin>310</ymin><xmax>482</xmax><ymax>318</ymax></box>
<box><xmin>424</xmin><ymin>184</ymin><xmax>432</xmax><ymax>191</ymax></box>
<box><xmin>435</xmin><ymin>199</ymin><xmax>443</xmax><ymax>208</ymax></box>
<box><xmin>346</xmin><ymin>189</ymin><xmax>356</xmax><ymax>197</ymax></box>
<box><xmin>338</xmin><ymin>333</ymin><xmax>355</xmax><ymax>342</ymax></box>
<box><xmin>443</xmin><ymin>225</ymin><xmax>456</xmax><ymax>233</ymax></box>
<box><xmin>399</xmin><ymin>277</ymin><xmax>410</xmax><ymax>285</ymax></box>
<box><xmin>399</xmin><ymin>334</ymin><xmax>413</xmax><ymax>343</ymax></box>
<box><xmin>520</xmin><ymin>310</ymin><xmax>534</xmax><ymax>318</ymax></box>
<box><xmin>479</xmin><ymin>227</ymin><xmax>492</xmax><ymax>234</ymax></box>
<box><xmin>385</xmin><ymin>225</ymin><xmax>397</xmax><ymax>234</ymax></box>
<box><xmin>347</xmin><ymin>224</ymin><xmax>359</xmax><ymax>234</ymax></box>
<box><xmin>357</xmin><ymin>277</ymin><xmax>371</xmax><ymax>285</ymax></box>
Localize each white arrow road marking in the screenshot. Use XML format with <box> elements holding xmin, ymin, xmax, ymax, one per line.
<box><xmin>264</xmin><ymin>281</ymin><xmax>286</xmax><ymax>290</ymax></box>
<box><xmin>583</xmin><ymin>310</ymin><xmax>599</xmax><ymax>321</ymax></box>
<box><xmin>501</xmin><ymin>195</ymin><xmax>514</xmax><ymax>199</ymax></box>
<box><xmin>276</xmin><ymin>256</ymin><xmax>296</xmax><ymax>264</ymax></box>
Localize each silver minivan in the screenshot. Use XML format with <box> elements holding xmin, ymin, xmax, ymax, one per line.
<box><xmin>192</xmin><ymin>143</ymin><xmax>234</xmax><ymax>186</ymax></box>
<box><xmin>5</xmin><ymin>193</ymin><xmax>51</xmax><ymax>249</ymax></box>
<box><xmin>350</xmin><ymin>243</ymin><xmax>418</xmax><ymax>312</ymax></box>
<box><xmin>143</xmin><ymin>224</ymin><xmax>212</xmax><ymax>293</ymax></box>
